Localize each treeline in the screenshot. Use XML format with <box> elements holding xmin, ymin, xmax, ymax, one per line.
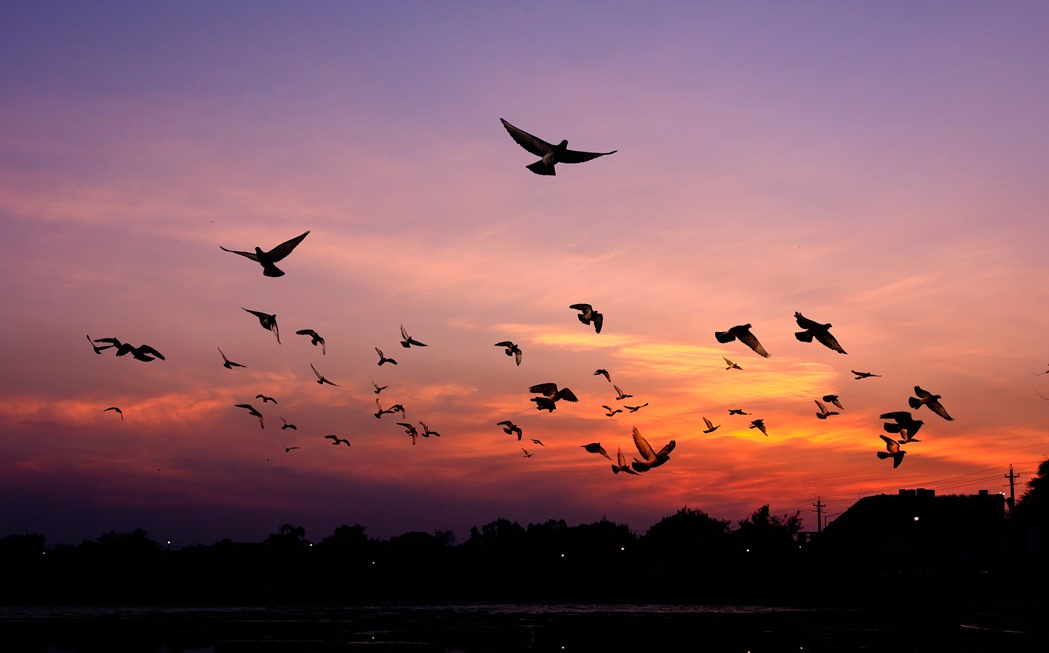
<box><xmin>0</xmin><ymin>505</ymin><xmax>807</xmax><ymax>605</ymax></box>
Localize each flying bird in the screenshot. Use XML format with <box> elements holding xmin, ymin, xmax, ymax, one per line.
<box><xmin>103</xmin><ymin>406</ymin><xmax>123</xmax><ymax>421</ymax></box>
<box><xmin>242</xmin><ymin>308</ymin><xmax>280</xmax><ymax>344</ymax></box>
<box><xmin>612</xmin><ymin>447</ymin><xmax>639</xmax><ymax>475</ymax></box>
<box><xmin>530</xmin><ymin>439</ymin><xmax>545</xmax><ymax>447</ymax></box>
<box><xmin>256</xmin><ymin>394</ymin><xmax>277</xmax><ymax>404</ymax></box>
<box><xmin>822</xmin><ymin>395</ymin><xmax>843</xmax><ymax>410</ymax></box>
<box><xmin>909</xmin><ymin>386</ymin><xmax>954</xmax><ymax>420</ymax></box>
<box><xmin>296</xmin><ymin>329</ymin><xmax>326</xmax><ymax>355</ymax></box>
<box><xmin>284</xmin><ymin>446</ymin><xmax>300</xmax><ymax>453</ymax></box>
<box><xmin>569</xmin><ymin>304</ymin><xmax>603</xmax><ymax>333</ymax></box>
<box><xmin>624</xmin><ymin>403</ymin><xmax>649</xmax><ymax>413</ymax></box>
<box><xmin>880</xmin><ymin>411</ymin><xmax>924</xmax><ymax>443</ymax></box>
<box><xmin>372</xmin><ymin>381</ymin><xmax>389</xmax><ymax>394</ymax></box>
<box><xmin>529</xmin><ymin>382</ymin><xmax>579</xmax><ymax>412</ymax></box>
<box><xmin>86</xmin><ymin>335</ymin><xmax>107</xmax><ymax>355</ymax></box>
<box><xmin>398</xmin><ymin>422</ymin><xmax>420</xmax><ymax>445</ymax></box>
<box><xmin>613</xmin><ymin>385</ymin><xmax>632</xmax><ymax>401</ymax></box>
<box><xmin>497</xmin><ymin>420</ymin><xmax>523</xmax><ymax>440</ymax></box>
<box><xmin>603</xmin><ymin>405</ymin><xmax>623</xmax><ymax>417</ymax></box>
<box><xmin>310</xmin><ymin>363</ymin><xmax>339</xmax><ymax>386</ymax></box>
<box><xmin>234</xmin><ymin>403</ymin><xmax>264</xmax><ymax>428</ymax></box>
<box><xmin>793</xmin><ymin>312</ymin><xmax>847</xmax><ymax>354</ymax></box>
<box><xmin>375</xmin><ymin>347</ymin><xmax>397</xmax><ymax>366</ymax></box>
<box><xmin>420</xmin><ymin>422</ymin><xmax>440</xmax><ymax>438</ymax></box>
<box><xmin>280</xmin><ymin>417</ymin><xmax>297</xmax><ymax>431</ymax></box>
<box><xmin>877</xmin><ymin>434</ymin><xmax>906</xmax><ymax>468</ymax></box>
<box><xmin>749</xmin><ymin>419</ymin><xmax>768</xmax><ymax>436</ymax></box>
<box><xmin>374</xmin><ymin>398</ymin><xmax>398</xmax><ymax>419</ymax></box>
<box><xmin>582</xmin><ymin>442</ymin><xmax>612</xmax><ymax>460</ymax></box>
<box><xmin>594</xmin><ymin>369</ymin><xmax>611</xmax><ymax>382</ymax></box>
<box><xmin>521</xmin><ymin>448</ymin><xmax>534</xmax><ymax>458</ymax></box>
<box><xmin>110</xmin><ymin>342</ymin><xmax>165</xmax><ymax>362</ymax></box>
<box><xmin>495</xmin><ymin>341</ymin><xmax>522</xmax><ymax>366</ymax></box>
<box><xmin>852</xmin><ymin>370</ymin><xmax>881</xmax><ymax>379</ymax></box>
<box><xmin>219</xmin><ymin>230</ymin><xmax>309</xmax><ymax>277</ymax></box>
<box><xmin>499</xmin><ymin>118</ymin><xmax>617</xmax><ymax>176</ymax></box>
<box><xmin>728</xmin><ymin>408</ymin><xmax>750</xmax><ymax>416</ymax></box>
<box><xmin>399</xmin><ymin>324</ymin><xmax>427</xmax><ymax>348</ymax></box>
<box><xmin>630</xmin><ymin>427</ymin><xmax>676</xmax><ymax>472</ymax></box>
<box><xmin>218</xmin><ymin>347</ymin><xmax>245</xmax><ymax>369</ymax></box>
<box><xmin>815</xmin><ymin>399</ymin><xmax>839</xmax><ymax>419</ymax></box>
<box><xmin>324</xmin><ymin>435</ymin><xmax>351</xmax><ymax>447</ymax></box>
<box><xmin>702</xmin><ymin>417</ymin><xmax>719</xmax><ymax>433</ymax></box>
<box><xmin>715</xmin><ymin>324</ymin><xmax>770</xmax><ymax>358</ymax></box>
<box><xmin>723</xmin><ymin>357</ymin><xmax>742</xmax><ymax>370</ymax></box>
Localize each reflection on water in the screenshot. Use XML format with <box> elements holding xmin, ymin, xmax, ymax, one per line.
<box><xmin>0</xmin><ymin>602</ymin><xmax>1040</xmax><ymax>652</ymax></box>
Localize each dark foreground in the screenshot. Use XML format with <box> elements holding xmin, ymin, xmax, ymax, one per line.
<box><xmin>0</xmin><ymin>603</ymin><xmax>1045</xmax><ymax>653</ymax></box>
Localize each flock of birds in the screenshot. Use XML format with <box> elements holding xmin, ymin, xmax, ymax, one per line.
<box><xmin>85</xmin><ymin>118</ymin><xmax>964</xmax><ymax>481</ymax></box>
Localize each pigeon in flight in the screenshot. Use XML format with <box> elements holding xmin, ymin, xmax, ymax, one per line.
<box><xmin>324</xmin><ymin>435</ymin><xmax>351</xmax><ymax>447</ymax></box>
<box><xmin>497</xmin><ymin>420</ymin><xmax>523</xmax><ymax>440</ymax></box>
<box><xmin>723</xmin><ymin>357</ymin><xmax>742</xmax><ymax>371</ymax></box>
<box><xmin>374</xmin><ymin>398</ymin><xmax>400</xmax><ymax>419</ymax></box>
<box><xmin>728</xmin><ymin>408</ymin><xmax>750</xmax><ymax>416</ymax></box>
<box><xmin>852</xmin><ymin>370</ymin><xmax>881</xmax><ymax>379</ymax></box>
<box><xmin>815</xmin><ymin>399</ymin><xmax>839</xmax><ymax>419</ymax></box>
<box><xmin>624</xmin><ymin>403</ymin><xmax>648</xmax><ymax>413</ymax></box>
<box><xmin>521</xmin><ymin>448</ymin><xmax>534</xmax><ymax>458</ymax></box>
<box><xmin>880</xmin><ymin>411</ymin><xmax>923</xmax><ymax>442</ymax></box>
<box><xmin>256</xmin><ymin>394</ymin><xmax>277</xmax><ymax>404</ymax></box>
<box><xmin>495</xmin><ymin>341</ymin><xmax>522</xmax><ymax>366</ymax></box>
<box><xmin>375</xmin><ymin>347</ymin><xmax>398</xmax><ymax>366</ymax></box>
<box><xmin>594</xmin><ymin>369</ymin><xmax>611</xmax><ymax>382</ymax></box>
<box><xmin>296</xmin><ymin>329</ymin><xmax>326</xmax><ymax>355</ymax></box>
<box><xmin>877</xmin><ymin>434</ymin><xmax>906</xmax><ymax>468</ymax></box>
<box><xmin>284</xmin><ymin>446</ymin><xmax>299</xmax><ymax>453</ymax></box>
<box><xmin>583</xmin><ymin>442</ymin><xmax>612</xmax><ymax>460</ymax></box>
<box><xmin>613</xmin><ymin>385</ymin><xmax>632</xmax><ymax>401</ymax></box>
<box><xmin>530</xmin><ymin>439</ymin><xmax>545</xmax><ymax>447</ymax></box>
<box><xmin>243</xmin><ymin>308</ymin><xmax>280</xmax><ymax>344</ymax></box>
<box><xmin>420</xmin><ymin>422</ymin><xmax>440</xmax><ymax>438</ymax></box>
<box><xmin>218</xmin><ymin>347</ymin><xmax>245</xmax><ymax>369</ymax></box>
<box><xmin>219</xmin><ymin>230</ymin><xmax>309</xmax><ymax>277</ymax></box>
<box><xmin>715</xmin><ymin>324</ymin><xmax>770</xmax><ymax>358</ymax></box>
<box><xmin>372</xmin><ymin>381</ymin><xmax>389</xmax><ymax>394</ymax></box>
<box><xmin>794</xmin><ymin>312</ymin><xmax>847</xmax><ymax>354</ymax></box>
<box><xmin>749</xmin><ymin>419</ymin><xmax>768</xmax><ymax>436</ymax></box>
<box><xmin>630</xmin><ymin>427</ymin><xmax>675</xmax><ymax>472</ymax></box>
<box><xmin>310</xmin><ymin>363</ymin><xmax>339</xmax><ymax>386</ymax></box>
<box><xmin>95</xmin><ymin>339</ymin><xmax>165</xmax><ymax>362</ymax></box>
<box><xmin>234</xmin><ymin>403</ymin><xmax>264</xmax><ymax>428</ymax></box>
<box><xmin>103</xmin><ymin>406</ymin><xmax>123</xmax><ymax>421</ymax></box>
<box><xmin>569</xmin><ymin>304</ymin><xmax>603</xmax><ymax>333</ymax></box>
<box><xmin>529</xmin><ymin>382</ymin><xmax>579</xmax><ymax>412</ymax></box>
<box><xmin>398</xmin><ymin>422</ymin><xmax>420</xmax><ymax>445</ymax></box>
<box><xmin>603</xmin><ymin>405</ymin><xmax>623</xmax><ymax>417</ymax></box>
<box><xmin>612</xmin><ymin>447</ymin><xmax>639</xmax><ymax>475</ymax></box>
<box><xmin>280</xmin><ymin>417</ymin><xmax>297</xmax><ymax>431</ymax></box>
<box><xmin>399</xmin><ymin>324</ymin><xmax>427</xmax><ymax>348</ymax></box>
<box><xmin>500</xmin><ymin>118</ymin><xmax>617</xmax><ymax>176</ymax></box>
<box><xmin>822</xmin><ymin>395</ymin><xmax>843</xmax><ymax>410</ymax></box>
<box><xmin>909</xmin><ymin>385</ymin><xmax>954</xmax><ymax>420</ymax></box>
<box><xmin>702</xmin><ymin>417</ymin><xmax>719</xmax><ymax>433</ymax></box>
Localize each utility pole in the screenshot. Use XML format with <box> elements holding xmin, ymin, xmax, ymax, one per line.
<box><xmin>1005</xmin><ymin>465</ymin><xmax>1020</xmax><ymax>515</ymax></box>
<box><xmin>813</xmin><ymin>497</ymin><xmax>826</xmax><ymax>533</ymax></box>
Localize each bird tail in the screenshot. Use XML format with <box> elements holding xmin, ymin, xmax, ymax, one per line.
<box><xmin>908</xmin><ymin>397</ymin><xmax>922</xmax><ymax>410</ymax></box>
<box><xmin>526</xmin><ymin>161</ymin><xmax>555</xmax><ymax>175</ymax></box>
<box><xmin>794</xmin><ymin>330</ymin><xmax>814</xmax><ymax>343</ymax></box>
<box><xmin>612</xmin><ymin>465</ymin><xmax>620</xmax><ymax>475</ymax></box>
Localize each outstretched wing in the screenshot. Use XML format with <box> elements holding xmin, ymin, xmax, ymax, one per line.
<box><xmin>265</xmin><ymin>231</ymin><xmax>310</xmax><ymax>262</ymax></box>
<box><xmin>737</xmin><ymin>329</ymin><xmax>770</xmax><ymax>358</ymax></box>
<box><xmin>559</xmin><ymin>147</ymin><xmax>618</xmax><ymax>164</ymax></box>
<box><xmin>632</xmin><ymin>426</ymin><xmax>656</xmax><ymax>463</ymax></box>
<box><xmin>220</xmin><ymin>246</ymin><xmax>259</xmax><ymax>261</ymax></box>
<box><xmin>793</xmin><ymin>311</ymin><xmax>822</xmax><ymax>330</ymax></box>
<box><xmin>500</xmin><ymin>118</ymin><xmax>554</xmax><ymax>157</ymax></box>
<box><xmin>815</xmin><ymin>331</ymin><xmax>846</xmax><ymax>354</ymax></box>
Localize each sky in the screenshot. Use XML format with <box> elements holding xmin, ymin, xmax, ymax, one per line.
<box><xmin>2</xmin><ymin>1</ymin><xmax>1048</xmax><ymax>547</ymax></box>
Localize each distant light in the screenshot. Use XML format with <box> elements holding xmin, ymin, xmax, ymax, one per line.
<box><xmin>913</xmin><ymin>516</ymin><xmax>920</xmax><ymax>522</ymax></box>
<box><xmin>620</xmin><ymin>547</ymin><xmax>625</xmax><ymax>551</ymax></box>
<box><xmin>745</xmin><ymin>548</ymin><xmax>750</xmax><ymax>553</ymax></box>
<box><xmin>560</xmin><ymin>553</ymin><xmax>565</xmax><ymax>558</ymax></box>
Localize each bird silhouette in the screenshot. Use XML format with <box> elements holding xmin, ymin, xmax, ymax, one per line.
<box><xmin>234</xmin><ymin>403</ymin><xmax>264</xmax><ymax>428</ymax></box>
<box><xmin>256</xmin><ymin>394</ymin><xmax>277</xmax><ymax>404</ymax></box>
<box><xmin>86</xmin><ymin>335</ymin><xmax>107</xmax><ymax>355</ymax></box>
<box><xmin>295</xmin><ymin>329</ymin><xmax>326</xmax><ymax>355</ymax></box>
<box><xmin>420</xmin><ymin>422</ymin><xmax>440</xmax><ymax>438</ymax></box>
<box><xmin>877</xmin><ymin>434</ymin><xmax>906</xmax><ymax>468</ymax></box>
<box><xmin>822</xmin><ymin>395</ymin><xmax>843</xmax><ymax>410</ymax></box>
<box><xmin>324</xmin><ymin>435</ymin><xmax>351</xmax><ymax>447</ymax></box>
<box><xmin>521</xmin><ymin>448</ymin><xmax>534</xmax><ymax>458</ymax></box>
<box><xmin>375</xmin><ymin>347</ymin><xmax>398</xmax><ymax>366</ymax></box>
<box><xmin>583</xmin><ymin>442</ymin><xmax>612</xmax><ymax>460</ymax></box>
<box><xmin>728</xmin><ymin>408</ymin><xmax>750</xmax><ymax>416</ymax></box>
<box><xmin>397</xmin><ymin>422</ymin><xmax>420</xmax><ymax>445</ymax></box>
<box><xmin>495</xmin><ymin>341</ymin><xmax>522</xmax><ymax>366</ymax></box>
<box><xmin>280</xmin><ymin>417</ymin><xmax>297</xmax><ymax>430</ymax></box>
<box><xmin>715</xmin><ymin>324</ymin><xmax>770</xmax><ymax>358</ymax></box>
<box><xmin>624</xmin><ymin>403</ymin><xmax>648</xmax><ymax>413</ymax></box>
<box><xmin>500</xmin><ymin>118</ymin><xmax>617</xmax><ymax>176</ymax></box>
<box><xmin>113</xmin><ymin>342</ymin><xmax>165</xmax><ymax>362</ymax></box>
<box><xmin>103</xmin><ymin>406</ymin><xmax>123</xmax><ymax>421</ymax></box>
<box><xmin>852</xmin><ymin>370</ymin><xmax>880</xmax><ymax>379</ymax></box>
<box><xmin>218</xmin><ymin>347</ymin><xmax>245</xmax><ymax>369</ymax></box>
<box><xmin>242</xmin><ymin>308</ymin><xmax>280</xmax><ymax>344</ymax></box>
<box><xmin>749</xmin><ymin>419</ymin><xmax>768</xmax><ymax>436</ymax></box>
<box><xmin>219</xmin><ymin>230</ymin><xmax>309</xmax><ymax>277</ymax></box>
<box><xmin>310</xmin><ymin>363</ymin><xmax>339</xmax><ymax>386</ymax></box>
<box><xmin>497</xmin><ymin>420</ymin><xmax>523</xmax><ymax>440</ymax></box>
<box><xmin>569</xmin><ymin>303</ymin><xmax>603</xmax><ymax>333</ymax></box>
<box><xmin>594</xmin><ymin>368</ymin><xmax>611</xmax><ymax>382</ymax></box>
<box><xmin>399</xmin><ymin>324</ymin><xmax>427</xmax><ymax>348</ymax></box>
<box><xmin>909</xmin><ymin>385</ymin><xmax>953</xmax><ymax>420</ymax></box>
<box><xmin>613</xmin><ymin>385</ymin><xmax>632</xmax><ymax>401</ymax></box>
<box><xmin>612</xmin><ymin>447</ymin><xmax>639</xmax><ymax>475</ymax></box>
<box><xmin>603</xmin><ymin>405</ymin><xmax>623</xmax><ymax>417</ymax></box>
<box><xmin>531</xmin><ymin>438</ymin><xmax>545</xmax><ymax>446</ymax></box>
<box><xmin>815</xmin><ymin>399</ymin><xmax>839</xmax><ymax>419</ymax></box>
<box><xmin>284</xmin><ymin>446</ymin><xmax>299</xmax><ymax>453</ymax></box>
<box><xmin>630</xmin><ymin>427</ymin><xmax>675</xmax><ymax>472</ymax></box>
<box><xmin>529</xmin><ymin>382</ymin><xmax>579</xmax><ymax>412</ymax></box>
<box><xmin>702</xmin><ymin>417</ymin><xmax>719</xmax><ymax>433</ymax></box>
<box><xmin>386</xmin><ymin>404</ymin><xmax>406</xmax><ymax>418</ymax></box>
<box><xmin>794</xmin><ymin>312</ymin><xmax>847</xmax><ymax>354</ymax></box>
<box><xmin>723</xmin><ymin>357</ymin><xmax>742</xmax><ymax>370</ymax></box>
<box><xmin>880</xmin><ymin>411</ymin><xmax>923</xmax><ymax>442</ymax></box>
<box><xmin>372</xmin><ymin>381</ymin><xmax>389</xmax><ymax>394</ymax></box>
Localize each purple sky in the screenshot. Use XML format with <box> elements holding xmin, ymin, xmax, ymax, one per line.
<box><xmin>2</xmin><ymin>1</ymin><xmax>1048</xmax><ymax>546</ymax></box>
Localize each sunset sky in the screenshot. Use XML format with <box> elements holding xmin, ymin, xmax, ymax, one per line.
<box><xmin>3</xmin><ymin>1</ymin><xmax>1048</xmax><ymax>547</ymax></box>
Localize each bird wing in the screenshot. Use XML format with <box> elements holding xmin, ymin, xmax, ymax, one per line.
<box><xmin>879</xmin><ymin>434</ymin><xmax>900</xmax><ymax>452</ymax></box>
<box><xmin>569</xmin><ymin>303</ymin><xmax>593</xmax><ymax>313</ymax></box>
<box><xmin>495</xmin><ymin>341</ymin><xmax>514</xmax><ymax>347</ymax></box>
<box><xmin>632</xmin><ymin>426</ymin><xmax>657</xmax><ymax>463</ymax></box>
<box><xmin>220</xmin><ymin>246</ymin><xmax>259</xmax><ymax>261</ymax></box>
<box><xmin>137</xmin><ymin>345</ymin><xmax>165</xmax><ymax>360</ymax></box>
<box><xmin>264</xmin><ymin>231</ymin><xmax>309</xmax><ymax>262</ymax></box>
<box><xmin>928</xmin><ymin>400</ymin><xmax>954</xmax><ymax>420</ymax></box>
<box><xmin>557</xmin><ymin>388</ymin><xmax>579</xmax><ymax>402</ymax></box>
<box><xmin>913</xmin><ymin>385</ymin><xmax>932</xmax><ymax>399</ymax></box>
<box><xmin>500</xmin><ymin>119</ymin><xmax>554</xmax><ymax>157</ymax></box>
<box><xmin>815</xmin><ymin>400</ymin><xmax>827</xmax><ymax>414</ymax></box>
<box><xmin>654</xmin><ymin>440</ymin><xmax>676</xmax><ymax>458</ymax></box>
<box><xmin>592</xmin><ymin>312</ymin><xmax>604</xmax><ymax>333</ymax></box>
<box><xmin>311</xmin><ymin>363</ymin><xmax>322</xmax><ymax>379</ymax></box>
<box><xmin>793</xmin><ymin>312</ymin><xmax>823</xmax><ymax>330</ymax></box>
<box><xmin>736</xmin><ymin>329</ymin><xmax>770</xmax><ymax>358</ymax></box>
<box><xmin>558</xmin><ymin>147</ymin><xmax>618</xmax><ymax>164</ymax></box>
<box><xmin>529</xmin><ymin>382</ymin><xmax>558</xmax><ymax>397</ymax></box>
<box><xmin>814</xmin><ymin>331</ymin><xmax>847</xmax><ymax>354</ymax></box>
